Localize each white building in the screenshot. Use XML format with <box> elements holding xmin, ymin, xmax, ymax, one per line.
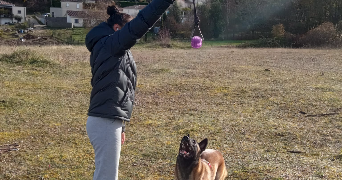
<box><xmin>49</xmin><ymin>0</ymin><xmax>96</xmax><ymax>28</ymax></box>
<box><xmin>50</xmin><ymin>0</ymin><xmax>95</xmax><ymax>18</ymax></box>
<box><xmin>51</xmin><ymin>0</ymin><xmax>82</xmax><ymax>18</ymax></box>
<box><xmin>122</xmin><ymin>5</ymin><xmax>146</xmax><ymax>18</ymax></box>
<box><xmin>0</xmin><ymin>0</ymin><xmax>26</xmax><ymax>25</ymax></box>
<box><xmin>66</xmin><ymin>10</ymin><xmax>86</xmax><ymax>27</ymax></box>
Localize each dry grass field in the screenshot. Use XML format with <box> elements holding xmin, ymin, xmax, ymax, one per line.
<box><xmin>0</xmin><ymin>45</ymin><xmax>341</xmax><ymax>179</ymax></box>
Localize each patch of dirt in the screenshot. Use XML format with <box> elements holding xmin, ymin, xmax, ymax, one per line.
<box><xmin>23</xmin><ymin>34</ymin><xmax>36</xmax><ymax>40</ymax></box>
<box><xmin>0</xmin><ymin>143</ymin><xmax>20</xmax><ymax>154</ymax></box>
<box><xmin>0</xmin><ymin>36</ymin><xmax>66</xmax><ymax>46</ymax></box>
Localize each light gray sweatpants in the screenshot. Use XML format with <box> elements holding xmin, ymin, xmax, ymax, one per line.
<box><xmin>86</xmin><ymin>116</ymin><xmax>123</xmax><ymax>180</ymax></box>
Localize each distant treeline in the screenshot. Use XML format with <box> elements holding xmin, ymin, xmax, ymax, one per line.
<box><xmin>195</xmin><ymin>0</ymin><xmax>342</xmax><ymax>40</ymax></box>
<box><xmin>160</xmin><ymin>0</ymin><xmax>342</xmax><ymax>47</ymax></box>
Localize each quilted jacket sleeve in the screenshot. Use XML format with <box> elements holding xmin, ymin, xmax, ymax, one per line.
<box><xmin>104</xmin><ymin>0</ymin><xmax>174</xmax><ymax>55</ymax></box>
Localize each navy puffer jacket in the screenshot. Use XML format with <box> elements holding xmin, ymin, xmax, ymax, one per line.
<box><xmin>86</xmin><ymin>0</ymin><xmax>173</xmax><ymax>121</ymax></box>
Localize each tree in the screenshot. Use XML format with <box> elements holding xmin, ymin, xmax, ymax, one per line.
<box><xmin>271</xmin><ymin>24</ymin><xmax>285</xmax><ymax>38</ymax></box>
<box><xmin>162</xmin><ymin>1</ymin><xmax>193</xmax><ymax>39</ymax></box>
<box><xmin>83</xmin><ymin>1</ymin><xmax>113</xmax><ymax>28</ymax></box>
<box><xmin>14</xmin><ymin>15</ymin><xmax>22</xmax><ymax>22</ymax></box>
<box><xmin>0</xmin><ymin>8</ymin><xmax>5</xmax><ymax>15</ymax></box>
<box><xmin>209</xmin><ymin>0</ymin><xmax>224</xmax><ymax>38</ymax></box>
<box><xmin>221</xmin><ymin>0</ymin><xmax>238</xmax><ymax>38</ymax></box>
<box><xmin>168</xmin><ymin>2</ymin><xmax>182</xmax><ymax>23</ymax></box>
<box><xmin>51</xmin><ymin>0</ymin><xmax>61</xmax><ymax>7</ymax></box>
<box><xmin>0</xmin><ymin>8</ymin><xmax>11</xmax><ymax>15</ymax></box>
<box><xmin>197</xmin><ymin>4</ymin><xmax>212</xmax><ymax>38</ymax></box>
<box><xmin>6</xmin><ymin>0</ymin><xmax>50</xmax><ymax>13</ymax></box>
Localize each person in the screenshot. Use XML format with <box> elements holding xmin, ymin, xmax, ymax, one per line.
<box><xmin>85</xmin><ymin>0</ymin><xmax>174</xmax><ymax>179</ymax></box>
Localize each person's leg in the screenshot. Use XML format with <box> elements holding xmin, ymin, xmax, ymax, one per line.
<box><xmin>86</xmin><ymin>116</ymin><xmax>122</xmax><ymax>180</ymax></box>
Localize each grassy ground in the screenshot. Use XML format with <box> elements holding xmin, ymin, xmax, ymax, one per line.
<box><xmin>48</xmin><ymin>28</ymin><xmax>89</xmax><ymax>44</ymax></box>
<box><xmin>1</xmin><ymin>25</ymin><xmax>250</xmax><ymax>46</ymax></box>
<box><xmin>136</xmin><ymin>39</ymin><xmax>253</xmax><ymax>49</ymax></box>
<box><xmin>0</xmin><ymin>25</ymin><xmax>20</xmax><ymax>40</ymax></box>
<box><xmin>200</xmin><ymin>40</ymin><xmax>255</xmax><ymax>47</ymax></box>
<box><xmin>0</xmin><ymin>46</ymin><xmax>341</xmax><ymax>179</ymax></box>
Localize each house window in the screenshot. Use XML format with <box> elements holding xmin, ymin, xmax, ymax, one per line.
<box><xmin>18</xmin><ymin>10</ymin><xmax>21</xmax><ymax>14</ymax></box>
<box><xmin>74</xmin><ymin>19</ymin><xmax>79</xmax><ymax>23</ymax></box>
<box><xmin>77</xmin><ymin>4</ymin><xmax>80</xmax><ymax>9</ymax></box>
<box><xmin>66</xmin><ymin>3</ymin><xmax>69</xmax><ymax>7</ymax></box>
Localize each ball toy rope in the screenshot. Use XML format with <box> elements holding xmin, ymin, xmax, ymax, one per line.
<box><xmin>191</xmin><ymin>0</ymin><xmax>203</xmax><ymax>49</ymax></box>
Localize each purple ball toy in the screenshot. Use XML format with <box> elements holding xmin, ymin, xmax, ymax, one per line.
<box><xmin>191</xmin><ymin>36</ymin><xmax>202</xmax><ymax>49</ymax></box>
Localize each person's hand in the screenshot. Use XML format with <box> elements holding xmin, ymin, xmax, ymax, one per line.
<box><xmin>121</xmin><ymin>132</ymin><xmax>125</xmax><ymax>145</ymax></box>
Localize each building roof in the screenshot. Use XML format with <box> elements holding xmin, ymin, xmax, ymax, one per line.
<box><xmin>123</xmin><ymin>5</ymin><xmax>146</xmax><ymax>10</ymax></box>
<box><xmin>0</xmin><ymin>0</ymin><xmax>14</xmax><ymax>6</ymax></box>
<box><xmin>66</xmin><ymin>10</ymin><xmax>87</xmax><ymax>18</ymax></box>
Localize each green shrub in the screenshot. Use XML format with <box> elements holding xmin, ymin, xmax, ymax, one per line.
<box><xmin>238</xmin><ymin>38</ymin><xmax>285</xmax><ymax>48</ymax></box>
<box><xmin>14</xmin><ymin>15</ymin><xmax>22</xmax><ymax>22</ymax></box>
<box><xmin>238</xmin><ymin>23</ymin><xmax>298</xmax><ymax>48</ymax></box>
<box><xmin>239</xmin><ymin>22</ymin><xmax>342</xmax><ymax>48</ymax></box>
<box><xmin>15</xmin><ymin>22</ymin><xmax>29</xmax><ymax>29</ymax></box>
<box><xmin>284</xmin><ymin>32</ymin><xmax>303</xmax><ymax>48</ymax></box>
<box><xmin>0</xmin><ymin>49</ymin><xmax>53</xmax><ymax>67</ymax></box>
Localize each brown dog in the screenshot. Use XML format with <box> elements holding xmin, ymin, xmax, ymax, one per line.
<box><xmin>175</xmin><ymin>135</ymin><xmax>227</xmax><ymax>180</ymax></box>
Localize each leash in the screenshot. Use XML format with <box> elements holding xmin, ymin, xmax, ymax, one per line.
<box><xmin>191</xmin><ymin>0</ymin><xmax>203</xmax><ymax>40</ymax></box>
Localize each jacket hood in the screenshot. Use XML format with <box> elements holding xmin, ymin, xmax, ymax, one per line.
<box><xmin>86</xmin><ymin>22</ymin><xmax>115</xmax><ymax>52</ymax></box>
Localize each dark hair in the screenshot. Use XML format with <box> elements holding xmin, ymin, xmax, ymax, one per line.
<box><xmin>107</xmin><ymin>5</ymin><xmax>132</xmax><ymax>27</ymax></box>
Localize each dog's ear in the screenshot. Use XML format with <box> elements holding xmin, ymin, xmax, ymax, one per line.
<box><xmin>198</xmin><ymin>138</ymin><xmax>208</xmax><ymax>152</ymax></box>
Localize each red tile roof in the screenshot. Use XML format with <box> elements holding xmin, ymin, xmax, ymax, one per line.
<box><xmin>66</xmin><ymin>10</ymin><xmax>87</xmax><ymax>18</ymax></box>
<box><xmin>0</xmin><ymin>0</ymin><xmax>14</xmax><ymax>6</ymax></box>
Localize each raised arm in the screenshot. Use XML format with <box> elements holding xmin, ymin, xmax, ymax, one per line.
<box><xmin>106</xmin><ymin>0</ymin><xmax>174</xmax><ymax>55</ymax></box>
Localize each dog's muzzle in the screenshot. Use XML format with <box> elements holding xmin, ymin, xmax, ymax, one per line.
<box><xmin>179</xmin><ymin>135</ymin><xmax>192</xmax><ymax>157</ymax></box>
